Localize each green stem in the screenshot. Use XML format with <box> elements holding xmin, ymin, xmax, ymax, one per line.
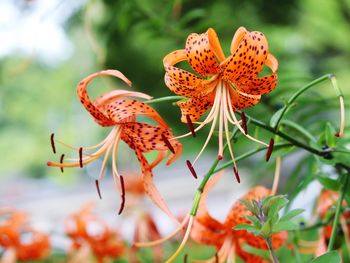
<box><xmin>327</xmin><ymin>173</ymin><xmax>350</xmax><ymax>251</ymax></box>
<box><xmin>280</xmin><ymin>119</ymin><xmax>317</xmax><ymax>143</ymax></box>
<box><xmin>266</xmin><ymin>238</ymin><xmax>280</xmax><ymax>263</ymax></box>
<box><xmin>273</xmin><ymin>74</ymin><xmax>333</xmax><ymax>130</ymax></box>
<box><xmin>243</xmin><ymin>113</ymin><xmax>323</xmax><ymax>156</ymax></box>
<box><xmin>214</xmin><ymin>143</ymin><xmax>292</xmax><ymax>174</ymax></box>
<box><xmin>146</xmin><ymin>96</ymin><xmax>182</xmax><ymax>104</ymax></box>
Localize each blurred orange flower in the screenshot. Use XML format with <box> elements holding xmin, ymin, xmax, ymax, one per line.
<box><xmin>0</xmin><ymin>208</ymin><xmax>50</xmax><ymax>262</ymax></box>
<box><xmin>48</xmin><ymin>70</ymin><xmax>182</xmax><ymax>219</ymax></box>
<box><xmin>65</xmin><ymin>203</ymin><xmax>125</xmax><ymax>263</ymax></box>
<box><xmin>164</xmin><ymin>27</ymin><xmax>277</xmax><ymax>171</ymax></box>
<box><xmin>191</xmin><ymin>178</ymin><xmax>287</xmax><ymax>262</ymax></box>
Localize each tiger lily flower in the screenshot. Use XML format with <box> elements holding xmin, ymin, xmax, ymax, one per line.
<box><xmin>65</xmin><ymin>203</ymin><xmax>125</xmax><ymax>263</ymax></box>
<box><xmin>47</xmin><ymin>70</ymin><xmax>182</xmax><ymax>221</ymax></box>
<box><xmin>190</xmin><ymin>176</ymin><xmax>287</xmax><ymax>262</ymax></box>
<box><xmin>315</xmin><ymin>190</ymin><xmax>350</xmax><ymax>257</ymax></box>
<box><xmin>164</xmin><ymin>27</ymin><xmax>278</xmax><ymax>172</ymax></box>
<box><xmin>0</xmin><ymin>208</ymin><xmax>50</xmax><ymax>263</ymax></box>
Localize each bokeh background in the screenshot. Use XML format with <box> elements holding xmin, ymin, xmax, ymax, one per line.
<box><xmin>0</xmin><ymin>0</ymin><xmax>350</xmax><ymax>261</ymax></box>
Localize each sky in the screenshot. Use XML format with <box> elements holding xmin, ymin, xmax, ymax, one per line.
<box><xmin>0</xmin><ymin>0</ymin><xmax>85</xmax><ymax>65</ymax></box>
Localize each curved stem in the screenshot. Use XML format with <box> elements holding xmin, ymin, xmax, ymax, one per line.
<box><xmin>266</xmin><ymin>238</ymin><xmax>280</xmax><ymax>263</ymax></box>
<box><xmin>327</xmin><ymin>173</ymin><xmax>350</xmax><ymax>251</ymax></box>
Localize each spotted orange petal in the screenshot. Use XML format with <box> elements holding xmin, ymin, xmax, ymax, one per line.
<box><xmin>227</xmin><ymin>85</ymin><xmax>261</xmax><ymax>110</ymax></box>
<box><xmin>164</xmin><ymin>70</ymin><xmax>204</xmax><ymax>98</ymax></box>
<box><xmin>132</xmin><ymin>147</ymin><xmax>178</xmax><ymax>223</ymax></box>
<box><xmin>236</xmin><ymin>73</ymin><xmax>277</xmax><ymax>95</ymax></box>
<box><xmin>76</xmin><ymin>70</ymin><xmax>132</xmax><ymax>127</ymax></box>
<box><xmin>185</xmin><ymin>28</ymin><xmax>224</xmax><ymax>76</ymax></box>
<box><xmin>105</xmin><ymin>99</ymin><xmax>168</xmax><ymax>127</ymax></box>
<box><xmin>222</xmin><ymin>28</ymin><xmax>271</xmax><ymax>83</ymax></box>
<box><xmin>177</xmin><ymin>95</ymin><xmax>214</xmax><ymax>123</ymax></box>
<box><xmin>191</xmin><ymin>220</ymin><xmax>226</xmax><ymax>248</ymax></box>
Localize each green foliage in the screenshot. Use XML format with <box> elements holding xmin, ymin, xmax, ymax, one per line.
<box><xmin>310</xmin><ymin>251</ymin><xmax>341</xmax><ymax>263</ymax></box>
<box><xmin>235</xmin><ymin>195</ymin><xmax>304</xmax><ymax>240</ymax></box>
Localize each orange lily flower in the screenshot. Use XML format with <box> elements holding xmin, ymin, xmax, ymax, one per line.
<box><xmin>315</xmin><ymin>189</ymin><xmax>350</xmax><ymax>256</ymax></box>
<box><xmin>47</xmin><ymin>70</ymin><xmax>182</xmax><ymax>220</ymax></box>
<box><xmin>190</xmin><ymin>176</ymin><xmax>287</xmax><ymax>262</ymax></box>
<box><xmin>0</xmin><ymin>208</ymin><xmax>50</xmax><ymax>262</ymax></box>
<box><xmin>164</xmin><ymin>27</ymin><xmax>277</xmax><ymax>173</ymax></box>
<box><xmin>65</xmin><ymin>203</ymin><xmax>125</xmax><ymax>263</ymax></box>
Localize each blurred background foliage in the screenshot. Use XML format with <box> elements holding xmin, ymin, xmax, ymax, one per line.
<box><xmin>0</xmin><ymin>0</ymin><xmax>349</xmax><ymax>181</ymax></box>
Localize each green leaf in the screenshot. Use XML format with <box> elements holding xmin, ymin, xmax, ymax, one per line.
<box><xmin>325</xmin><ymin>122</ymin><xmax>337</xmax><ymax>148</ymax></box>
<box><xmin>234</xmin><ymin>224</ymin><xmax>260</xmax><ymax>235</ymax></box>
<box><xmin>272</xmin><ymin>221</ymin><xmax>298</xmax><ymax>233</ymax></box>
<box><xmin>317</xmin><ymin>174</ymin><xmax>340</xmax><ymax>191</ymax></box>
<box><xmin>268</xmin><ymin>196</ymin><xmax>289</xmax><ymax>217</ymax></box>
<box><xmin>280</xmin><ymin>209</ymin><xmax>305</xmax><ymax>222</ymax></box>
<box><xmin>310</xmin><ymin>251</ymin><xmax>341</xmax><ymax>263</ymax></box>
<box><xmin>245</xmin><ymin>215</ymin><xmax>262</xmax><ymax>228</ymax></box>
<box><xmin>260</xmin><ymin>220</ymin><xmax>272</xmax><ymax>238</ymax></box>
<box><xmin>241</xmin><ymin>244</ymin><xmax>271</xmax><ymax>261</ymax></box>
<box><xmin>270</xmin><ymin>106</ymin><xmax>286</xmax><ymax>129</ymax></box>
<box><xmin>239</xmin><ymin>199</ymin><xmax>255</xmax><ymax>213</ymax></box>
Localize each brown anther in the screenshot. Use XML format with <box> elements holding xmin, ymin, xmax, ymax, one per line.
<box><xmin>78</xmin><ymin>147</ymin><xmax>83</xmax><ymax>168</ymax></box>
<box><xmin>186</xmin><ymin>115</ymin><xmax>196</xmax><ymax>137</ymax></box>
<box><xmin>218</xmin><ymin>155</ymin><xmax>223</xmax><ymax>160</ymax></box>
<box><xmin>95</xmin><ymin>180</ymin><xmax>102</xmax><ymax>199</ymax></box>
<box><xmin>240</xmin><ymin>112</ymin><xmax>248</xmax><ymax>134</ymax></box>
<box><xmin>50</xmin><ymin>133</ymin><xmax>56</xmax><ymax>154</ymax></box>
<box><xmin>118</xmin><ymin>175</ymin><xmax>126</xmax><ymax>215</ymax></box>
<box><xmin>186</xmin><ymin>160</ymin><xmax>197</xmax><ymax>179</ymax></box>
<box><xmin>335</xmin><ymin>132</ymin><xmax>340</xmax><ymax>137</ymax></box>
<box><xmin>215</xmin><ymin>252</ymin><xmax>219</xmax><ymax>263</ymax></box>
<box><xmin>59</xmin><ymin>154</ymin><xmax>65</xmax><ymax>173</ymax></box>
<box><xmin>161</xmin><ymin>134</ymin><xmax>175</xmax><ymax>154</ymax></box>
<box><xmin>233</xmin><ymin>166</ymin><xmax>240</xmax><ymax>183</ymax></box>
<box><xmin>184</xmin><ymin>254</ymin><xmax>188</xmax><ymax>263</ymax></box>
<box><xmin>266</xmin><ymin>138</ymin><xmax>274</xmax><ymax>162</ymax></box>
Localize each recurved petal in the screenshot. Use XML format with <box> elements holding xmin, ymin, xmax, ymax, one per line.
<box><xmin>227</xmin><ymin>86</ymin><xmax>261</xmax><ymax>111</ymax></box>
<box><xmin>121</xmin><ymin>122</ymin><xmax>179</xmax><ymax>154</ymax></box>
<box><xmin>235</xmin><ymin>73</ymin><xmax>277</xmax><ymax>95</ymax></box>
<box><xmin>222</xmin><ymin>30</ymin><xmax>270</xmax><ymax>83</ymax></box>
<box><xmin>106</xmin><ymin>99</ymin><xmax>169</xmax><ymax>127</ymax></box>
<box><xmin>132</xmin><ymin>148</ymin><xmax>179</xmax><ymax>223</ymax></box>
<box><xmin>164</xmin><ymin>70</ymin><xmax>204</xmax><ymax>98</ymax></box>
<box><xmin>185</xmin><ymin>29</ymin><xmax>223</xmax><ymax>76</ymax></box>
<box><xmin>190</xmin><ymin>220</ymin><xmax>226</xmax><ymax>247</ymax></box>
<box><xmin>76</xmin><ymin>70</ymin><xmax>132</xmax><ymax>127</ymax></box>
<box><xmin>177</xmin><ymin>96</ymin><xmax>214</xmax><ymax>123</ymax></box>
<box><xmin>163</xmin><ymin>49</ymin><xmax>187</xmax><ymax>68</ymax></box>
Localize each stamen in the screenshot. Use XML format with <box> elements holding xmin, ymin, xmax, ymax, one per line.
<box><xmin>240</xmin><ymin>112</ymin><xmax>248</xmax><ymax>134</ymax></box>
<box><xmin>162</xmin><ymin>134</ymin><xmax>175</xmax><ymax>154</ymax></box>
<box><xmin>186</xmin><ymin>160</ymin><xmax>197</xmax><ymax>179</ymax></box>
<box><xmin>186</xmin><ymin>115</ymin><xmax>196</xmax><ymax>137</ymax></box>
<box><xmin>95</xmin><ymin>180</ymin><xmax>102</xmax><ymax>199</ymax></box>
<box><xmin>233</xmin><ymin>166</ymin><xmax>240</xmax><ymax>183</ymax></box>
<box><xmin>183</xmin><ymin>254</ymin><xmax>188</xmax><ymax>263</ymax></box>
<box><xmin>218</xmin><ymin>91</ymin><xmax>224</xmax><ymax>159</ymax></box>
<box><xmin>336</xmin><ymin>95</ymin><xmax>345</xmax><ymax>137</ymax></box>
<box><xmin>266</xmin><ymin>138</ymin><xmax>274</xmax><ymax>162</ymax></box>
<box><xmin>215</xmin><ymin>252</ymin><xmax>219</xmax><ymax>263</ymax></box>
<box><xmin>79</xmin><ymin>147</ymin><xmax>83</xmax><ymax>168</ymax></box>
<box><xmin>50</xmin><ymin>133</ymin><xmax>56</xmax><ymax>154</ymax></box>
<box><xmin>118</xmin><ymin>175</ymin><xmax>125</xmax><ymax>215</ymax></box>
<box><xmin>271</xmin><ymin>157</ymin><xmax>281</xmax><ymax>195</ymax></box>
<box><xmin>218</xmin><ymin>155</ymin><xmax>223</xmax><ymax>160</ymax></box>
<box><xmin>165</xmin><ymin>216</ymin><xmax>194</xmax><ymax>263</ymax></box>
<box><xmin>59</xmin><ymin>154</ymin><xmax>65</xmax><ymax>173</ymax></box>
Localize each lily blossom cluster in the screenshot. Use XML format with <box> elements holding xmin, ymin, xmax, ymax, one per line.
<box><xmin>0</xmin><ymin>208</ymin><xmax>50</xmax><ymax>262</ymax></box>
<box><xmin>47</xmin><ymin>70</ymin><xmax>182</xmax><ymax>220</ymax></box>
<box><xmin>65</xmin><ymin>203</ymin><xmax>125</xmax><ymax>263</ymax></box>
<box><xmin>164</xmin><ymin>27</ymin><xmax>278</xmax><ymax>178</ymax></box>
